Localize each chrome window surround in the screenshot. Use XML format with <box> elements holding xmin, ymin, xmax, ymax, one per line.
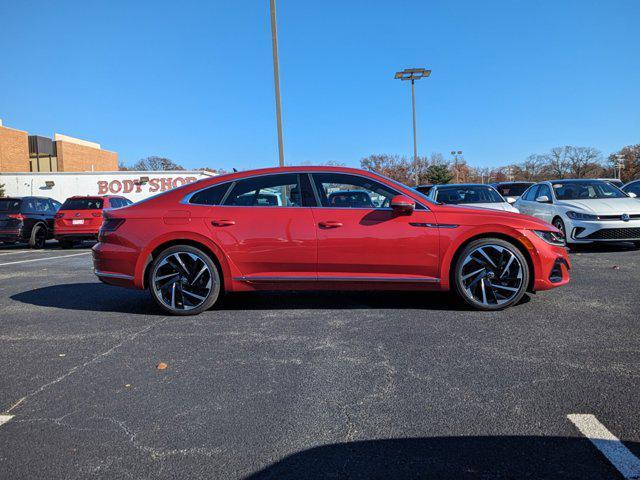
<box><xmin>181</xmin><ymin>171</ymin><xmax>431</xmax><ymax>211</ymax></box>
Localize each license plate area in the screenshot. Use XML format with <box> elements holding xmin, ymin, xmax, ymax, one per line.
<box><xmin>72</xmin><ymin>219</ymin><xmax>84</xmax><ymax>225</ymax></box>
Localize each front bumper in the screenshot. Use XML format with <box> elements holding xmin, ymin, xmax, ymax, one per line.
<box><xmin>518</xmin><ymin>230</ymin><xmax>571</xmax><ymax>291</ymax></box>
<box><xmin>566</xmin><ymin>218</ymin><xmax>640</xmax><ymax>243</ymax></box>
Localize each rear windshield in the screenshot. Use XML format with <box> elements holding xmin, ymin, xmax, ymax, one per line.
<box><xmin>495</xmin><ymin>183</ymin><xmax>531</xmax><ymax>197</ymax></box>
<box><xmin>0</xmin><ymin>199</ymin><xmax>21</xmax><ymax>213</ymax></box>
<box><xmin>61</xmin><ymin>198</ymin><xmax>104</xmax><ymax>210</ymax></box>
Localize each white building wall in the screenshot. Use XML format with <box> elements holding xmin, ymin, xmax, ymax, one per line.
<box><xmin>0</xmin><ymin>171</ymin><xmax>216</xmax><ymax>203</ymax></box>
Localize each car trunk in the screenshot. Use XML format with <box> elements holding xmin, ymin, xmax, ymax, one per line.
<box><xmin>56</xmin><ymin>198</ymin><xmax>104</xmax><ymax>230</ymax></box>
<box><xmin>0</xmin><ymin>199</ymin><xmax>23</xmax><ymax>230</ymax></box>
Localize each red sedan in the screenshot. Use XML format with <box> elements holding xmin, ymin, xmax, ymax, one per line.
<box><xmin>92</xmin><ymin>166</ymin><xmax>570</xmax><ymax>315</ymax></box>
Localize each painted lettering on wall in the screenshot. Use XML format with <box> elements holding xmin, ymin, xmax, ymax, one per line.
<box><xmin>97</xmin><ymin>177</ymin><xmax>198</xmax><ymax>195</ymax></box>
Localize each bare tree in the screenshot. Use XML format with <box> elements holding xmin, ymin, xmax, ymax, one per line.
<box><xmin>608</xmin><ymin>145</ymin><xmax>640</xmax><ymax>183</ymax></box>
<box><xmin>565</xmin><ymin>146</ymin><xmax>603</xmax><ymax>178</ymax></box>
<box><xmin>542</xmin><ymin>147</ymin><xmax>571</xmax><ymax>179</ymax></box>
<box><xmin>360</xmin><ymin>154</ymin><xmax>413</xmax><ymax>184</ymax></box>
<box><xmin>130</xmin><ymin>156</ymin><xmax>185</xmax><ymax>171</ymax></box>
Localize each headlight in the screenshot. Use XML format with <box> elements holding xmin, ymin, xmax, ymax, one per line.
<box><xmin>533</xmin><ymin>230</ymin><xmax>565</xmax><ymax>246</ymax></box>
<box><xmin>566</xmin><ymin>210</ymin><xmax>598</xmax><ymax>220</ymax></box>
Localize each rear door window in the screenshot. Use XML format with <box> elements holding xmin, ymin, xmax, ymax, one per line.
<box><xmin>61</xmin><ymin>198</ymin><xmax>104</xmax><ymax>210</ymax></box>
<box><xmin>224</xmin><ymin>174</ymin><xmax>307</xmax><ymax>207</ymax></box>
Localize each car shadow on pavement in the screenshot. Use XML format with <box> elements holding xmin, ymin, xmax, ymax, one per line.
<box><xmin>568</xmin><ymin>242</ymin><xmax>639</xmax><ymax>254</ymax></box>
<box><xmin>243</xmin><ymin>436</ymin><xmax>631</xmax><ymax>480</ymax></box>
<box><xmin>217</xmin><ymin>290</ymin><xmax>531</xmax><ymax>311</ymax></box>
<box><xmin>10</xmin><ymin>282</ymin><xmax>164</xmax><ymax>315</ymax></box>
<box><xmin>10</xmin><ymin>282</ymin><xmax>530</xmax><ymax>313</ymax></box>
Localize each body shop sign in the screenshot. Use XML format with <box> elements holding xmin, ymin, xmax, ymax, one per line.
<box><xmin>97</xmin><ymin>176</ymin><xmax>198</xmax><ymax>195</ymax></box>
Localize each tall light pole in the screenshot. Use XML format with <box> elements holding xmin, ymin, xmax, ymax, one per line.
<box><xmin>269</xmin><ymin>0</ymin><xmax>285</xmax><ymax>167</ymax></box>
<box><xmin>395</xmin><ymin>68</ymin><xmax>431</xmax><ymax>185</ymax></box>
<box><xmin>450</xmin><ymin>150</ymin><xmax>462</xmax><ymax>183</ymax></box>
<box><xmin>615</xmin><ymin>154</ymin><xmax>625</xmax><ymax>180</ymax></box>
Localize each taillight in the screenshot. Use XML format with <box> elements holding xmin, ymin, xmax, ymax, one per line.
<box><xmin>7</xmin><ymin>214</ymin><xmax>25</xmax><ymax>220</ymax></box>
<box><xmin>100</xmin><ymin>218</ymin><xmax>125</xmax><ymax>232</ymax></box>
<box><xmin>54</xmin><ymin>213</ymin><xmax>64</xmax><ymax>219</ymax></box>
<box><xmin>92</xmin><ymin>212</ymin><xmax>102</xmax><ymax>217</ymax></box>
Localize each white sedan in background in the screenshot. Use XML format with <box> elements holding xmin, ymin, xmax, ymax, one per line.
<box><xmin>515</xmin><ymin>179</ymin><xmax>640</xmax><ymax>247</ymax></box>
<box><xmin>427</xmin><ymin>184</ymin><xmax>520</xmax><ymax>213</ymax></box>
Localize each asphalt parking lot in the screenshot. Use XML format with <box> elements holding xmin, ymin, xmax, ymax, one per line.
<box><xmin>0</xmin><ymin>241</ymin><xmax>639</xmax><ymax>479</ymax></box>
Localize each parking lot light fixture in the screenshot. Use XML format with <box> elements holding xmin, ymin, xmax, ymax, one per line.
<box><xmin>394</xmin><ymin>68</ymin><xmax>431</xmax><ymax>186</ymax></box>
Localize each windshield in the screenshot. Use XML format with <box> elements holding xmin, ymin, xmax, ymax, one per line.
<box><xmin>495</xmin><ymin>183</ymin><xmax>531</xmax><ymax>197</ymax></box>
<box><xmin>435</xmin><ymin>186</ymin><xmax>504</xmax><ymax>204</ymax></box>
<box><xmin>552</xmin><ymin>181</ymin><xmax>627</xmax><ymax>200</ymax></box>
<box><xmin>0</xmin><ymin>199</ymin><xmax>21</xmax><ymax>213</ymax></box>
<box><xmin>61</xmin><ymin>198</ymin><xmax>104</xmax><ymax>210</ymax></box>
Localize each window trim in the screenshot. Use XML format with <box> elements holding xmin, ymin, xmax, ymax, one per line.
<box><xmin>181</xmin><ymin>171</ymin><xmax>430</xmax><ymax>210</ymax></box>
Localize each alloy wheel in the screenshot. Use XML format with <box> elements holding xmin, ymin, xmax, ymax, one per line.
<box><xmin>151</xmin><ymin>251</ymin><xmax>214</xmax><ymax>311</ymax></box>
<box><xmin>34</xmin><ymin>227</ymin><xmax>46</xmax><ymax>248</ymax></box>
<box><xmin>459</xmin><ymin>244</ymin><xmax>524</xmax><ymax>307</ymax></box>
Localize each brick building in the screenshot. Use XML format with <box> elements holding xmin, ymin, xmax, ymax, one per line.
<box><xmin>0</xmin><ymin>120</ymin><xmax>118</xmax><ymax>173</ymax></box>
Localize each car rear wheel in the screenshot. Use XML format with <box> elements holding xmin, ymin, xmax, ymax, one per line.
<box><xmin>453</xmin><ymin>238</ymin><xmax>529</xmax><ymax>311</ymax></box>
<box><xmin>29</xmin><ymin>224</ymin><xmax>47</xmax><ymax>249</ymax></box>
<box><xmin>149</xmin><ymin>245</ymin><xmax>221</xmax><ymax>316</ymax></box>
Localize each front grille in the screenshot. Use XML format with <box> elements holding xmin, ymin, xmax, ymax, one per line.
<box><xmin>596</xmin><ymin>214</ymin><xmax>640</xmax><ymax>221</ymax></box>
<box><xmin>585</xmin><ymin>227</ymin><xmax>640</xmax><ymax>240</ymax></box>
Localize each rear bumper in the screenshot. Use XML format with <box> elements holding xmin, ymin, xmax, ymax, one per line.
<box><xmin>92</xmin><ymin>241</ymin><xmax>140</xmax><ymax>289</ymax></box>
<box><xmin>0</xmin><ymin>228</ymin><xmax>26</xmax><ymax>242</ymax></box>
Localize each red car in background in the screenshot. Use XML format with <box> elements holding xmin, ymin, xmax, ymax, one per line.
<box><xmin>55</xmin><ymin>195</ymin><xmax>132</xmax><ymax>248</ymax></box>
<box><xmin>92</xmin><ymin>166</ymin><xmax>570</xmax><ymax>315</ymax></box>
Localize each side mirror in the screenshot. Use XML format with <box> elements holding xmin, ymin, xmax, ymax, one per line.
<box><xmin>628</xmin><ymin>192</ymin><xmax>637</xmax><ymax>198</ymax></box>
<box><xmin>390</xmin><ymin>195</ymin><xmax>415</xmax><ymax>214</ymax></box>
<box><xmin>536</xmin><ymin>195</ymin><xmax>550</xmax><ymax>203</ymax></box>
<box><xmin>505</xmin><ymin>196</ymin><xmax>517</xmax><ymax>204</ymax></box>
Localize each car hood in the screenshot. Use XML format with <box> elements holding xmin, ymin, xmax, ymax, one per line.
<box><xmin>556</xmin><ymin>198</ymin><xmax>640</xmax><ymax>214</ymax></box>
<box><xmin>459</xmin><ymin>202</ymin><xmax>518</xmax><ymax>213</ymax></box>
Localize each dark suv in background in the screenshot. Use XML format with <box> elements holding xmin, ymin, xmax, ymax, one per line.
<box><xmin>0</xmin><ymin>196</ymin><xmax>61</xmax><ymax>248</ymax></box>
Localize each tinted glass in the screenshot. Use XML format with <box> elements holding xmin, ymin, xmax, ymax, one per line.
<box><xmin>415</xmin><ymin>185</ymin><xmax>433</xmax><ymax>195</ymax></box>
<box><xmin>190</xmin><ymin>183</ymin><xmax>231</xmax><ymax>206</ymax></box>
<box><xmin>435</xmin><ymin>186</ymin><xmax>504</xmax><ymax>204</ymax></box>
<box><xmin>523</xmin><ymin>185</ymin><xmax>539</xmax><ymax>201</ymax></box>
<box><xmin>35</xmin><ymin>199</ymin><xmax>55</xmax><ymax>213</ymax></box>
<box><xmin>313</xmin><ymin>173</ymin><xmax>398</xmax><ymax>208</ymax></box>
<box><xmin>552</xmin><ymin>181</ymin><xmax>626</xmax><ymax>200</ymax></box>
<box><xmin>61</xmin><ymin>198</ymin><xmax>104</xmax><ymax>210</ymax></box>
<box><xmin>109</xmin><ymin>198</ymin><xmax>123</xmax><ymax>208</ymax></box>
<box><xmin>50</xmin><ymin>200</ymin><xmax>62</xmax><ymax>211</ymax></box>
<box><xmin>537</xmin><ymin>184</ymin><xmax>552</xmax><ymax>200</ymax></box>
<box><xmin>624</xmin><ymin>182</ymin><xmax>640</xmax><ymax>196</ymax></box>
<box><xmin>0</xmin><ymin>199</ymin><xmax>21</xmax><ymax>213</ymax></box>
<box><xmin>224</xmin><ymin>174</ymin><xmax>302</xmax><ymax>207</ymax></box>
<box><xmin>495</xmin><ymin>183</ymin><xmax>531</xmax><ymax>197</ymax></box>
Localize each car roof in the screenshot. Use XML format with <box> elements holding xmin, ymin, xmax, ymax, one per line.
<box><xmin>493</xmin><ymin>181</ymin><xmax>533</xmax><ymax>185</ymax></box>
<box><xmin>434</xmin><ymin>183</ymin><xmax>495</xmax><ymax>188</ymax></box>
<box><xmin>544</xmin><ymin>178</ymin><xmax>610</xmax><ymax>183</ymax></box>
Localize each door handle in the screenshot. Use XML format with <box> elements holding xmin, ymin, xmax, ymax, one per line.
<box><xmin>211</xmin><ymin>219</ymin><xmax>236</xmax><ymax>227</ymax></box>
<box><xmin>319</xmin><ymin>221</ymin><xmax>343</xmax><ymax>229</ymax></box>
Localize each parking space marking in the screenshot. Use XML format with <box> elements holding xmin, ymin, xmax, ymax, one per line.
<box><xmin>0</xmin><ymin>415</ymin><xmax>14</xmax><ymax>428</ymax></box>
<box><xmin>0</xmin><ymin>250</ymin><xmax>58</xmax><ymax>256</ymax></box>
<box><xmin>0</xmin><ymin>252</ymin><xmax>91</xmax><ymax>267</ymax></box>
<box><xmin>568</xmin><ymin>414</ymin><xmax>640</xmax><ymax>479</ymax></box>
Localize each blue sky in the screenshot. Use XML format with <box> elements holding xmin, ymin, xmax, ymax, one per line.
<box><xmin>1</xmin><ymin>0</ymin><xmax>638</xmax><ymax>170</ymax></box>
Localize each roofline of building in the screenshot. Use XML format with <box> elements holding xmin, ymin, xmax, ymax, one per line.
<box><xmin>0</xmin><ymin>170</ymin><xmax>217</xmax><ymax>176</ymax></box>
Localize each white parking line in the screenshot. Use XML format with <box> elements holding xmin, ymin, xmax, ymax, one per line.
<box><xmin>0</xmin><ymin>250</ymin><xmax>55</xmax><ymax>256</ymax></box>
<box><xmin>568</xmin><ymin>414</ymin><xmax>640</xmax><ymax>479</ymax></box>
<box><xmin>0</xmin><ymin>252</ymin><xmax>91</xmax><ymax>267</ymax></box>
<box><xmin>0</xmin><ymin>415</ymin><xmax>14</xmax><ymax>427</ymax></box>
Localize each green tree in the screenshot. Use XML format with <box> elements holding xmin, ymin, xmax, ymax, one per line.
<box><xmin>426</xmin><ymin>164</ymin><xmax>453</xmax><ymax>184</ymax></box>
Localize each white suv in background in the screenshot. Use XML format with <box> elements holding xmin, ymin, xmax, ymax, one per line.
<box><xmin>515</xmin><ymin>179</ymin><xmax>640</xmax><ymax>248</ymax></box>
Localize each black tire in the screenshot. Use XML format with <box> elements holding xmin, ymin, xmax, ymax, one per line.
<box><xmin>453</xmin><ymin>238</ymin><xmax>529</xmax><ymax>311</ymax></box>
<box><xmin>552</xmin><ymin>217</ymin><xmax>567</xmax><ymax>242</ymax></box>
<box><xmin>149</xmin><ymin>245</ymin><xmax>221</xmax><ymax>316</ymax></box>
<box><xmin>60</xmin><ymin>239</ymin><xmax>75</xmax><ymax>249</ymax></box>
<box><xmin>29</xmin><ymin>224</ymin><xmax>47</xmax><ymax>249</ymax></box>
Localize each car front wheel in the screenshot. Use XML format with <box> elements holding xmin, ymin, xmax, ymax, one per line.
<box><xmin>149</xmin><ymin>245</ymin><xmax>221</xmax><ymax>315</ymax></box>
<box><xmin>453</xmin><ymin>238</ymin><xmax>529</xmax><ymax>311</ymax></box>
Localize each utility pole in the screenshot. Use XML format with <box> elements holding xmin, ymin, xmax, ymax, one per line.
<box><xmin>269</xmin><ymin>0</ymin><xmax>285</xmax><ymax>167</ymax></box>
<box><xmin>394</xmin><ymin>68</ymin><xmax>431</xmax><ymax>185</ymax></box>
